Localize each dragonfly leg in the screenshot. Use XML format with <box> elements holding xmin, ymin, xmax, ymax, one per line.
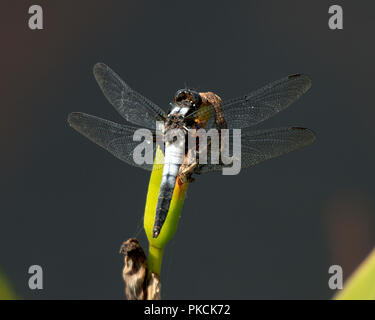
<box><xmin>179</xmin><ymin>162</ymin><xmax>197</xmax><ymax>183</ymax></box>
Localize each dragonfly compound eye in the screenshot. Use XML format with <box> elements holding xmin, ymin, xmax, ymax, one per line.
<box><xmin>174</xmin><ymin>89</ymin><xmax>202</xmax><ymax>108</ymax></box>
<box><xmin>188</xmin><ymin>91</ymin><xmax>202</xmax><ymax>108</ymax></box>
<box><xmin>174</xmin><ymin>89</ymin><xmax>188</xmax><ymax>103</ymax></box>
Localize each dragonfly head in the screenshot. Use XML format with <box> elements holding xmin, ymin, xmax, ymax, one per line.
<box><xmin>167</xmin><ymin>89</ymin><xmax>205</xmax><ymax>130</ymax></box>
<box><xmin>174</xmin><ymin>89</ymin><xmax>202</xmax><ymax>110</ymax></box>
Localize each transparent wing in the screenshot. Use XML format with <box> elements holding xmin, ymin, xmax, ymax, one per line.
<box><xmin>222</xmin><ymin>74</ymin><xmax>311</xmax><ymax>128</ymax></box>
<box><xmin>68</xmin><ymin>112</ymin><xmax>163</xmax><ymax>171</ymax></box>
<box><xmin>196</xmin><ymin>126</ymin><xmax>316</xmax><ymax>174</ymax></box>
<box><xmin>188</xmin><ymin>74</ymin><xmax>311</xmax><ymax>130</ymax></box>
<box><xmin>93</xmin><ymin>63</ymin><xmax>166</xmax><ymax>129</ymax></box>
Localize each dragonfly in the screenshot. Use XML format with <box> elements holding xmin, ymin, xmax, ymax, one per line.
<box><xmin>68</xmin><ymin>63</ymin><xmax>316</xmax><ymax>238</ymax></box>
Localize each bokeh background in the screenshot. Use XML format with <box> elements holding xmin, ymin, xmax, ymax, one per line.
<box><xmin>1</xmin><ymin>0</ymin><xmax>374</xmax><ymax>299</ymax></box>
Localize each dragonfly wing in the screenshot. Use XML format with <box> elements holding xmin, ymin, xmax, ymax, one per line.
<box><xmin>68</xmin><ymin>112</ymin><xmax>162</xmax><ymax>171</ymax></box>
<box><xmin>93</xmin><ymin>63</ymin><xmax>166</xmax><ymax>129</ymax></box>
<box><xmin>221</xmin><ymin>74</ymin><xmax>312</xmax><ymax>129</ymax></box>
<box><xmin>196</xmin><ymin>126</ymin><xmax>316</xmax><ymax>174</ymax></box>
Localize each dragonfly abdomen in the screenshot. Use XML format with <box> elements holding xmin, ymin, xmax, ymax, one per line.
<box><xmin>153</xmin><ymin>143</ymin><xmax>184</xmax><ymax>238</ymax></box>
<box><xmin>153</xmin><ymin>175</ymin><xmax>175</xmax><ymax>238</ymax></box>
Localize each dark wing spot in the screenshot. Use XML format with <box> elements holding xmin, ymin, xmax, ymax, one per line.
<box><xmin>288</xmin><ymin>74</ymin><xmax>301</xmax><ymax>79</ymax></box>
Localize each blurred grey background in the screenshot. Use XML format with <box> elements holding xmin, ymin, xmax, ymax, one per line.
<box><xmin>1</xmin><ymin>0</ymin><xmax>374</xmax><ymax>299</ymax></box>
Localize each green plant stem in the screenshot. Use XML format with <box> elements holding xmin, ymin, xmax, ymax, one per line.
<box><xmin>335</xmin><ymin>247</ymin><xmax>375</xmax><ymax>300</ymax></box>
<box><xmin>143</xmin><ymin>147</ymin><xmax>189</xmax><ymax>278</ymax></box>
<box><xmin>147</xmin><ymin>245</ymin><xmax>164</xmax><ymax>278</ymax></box>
